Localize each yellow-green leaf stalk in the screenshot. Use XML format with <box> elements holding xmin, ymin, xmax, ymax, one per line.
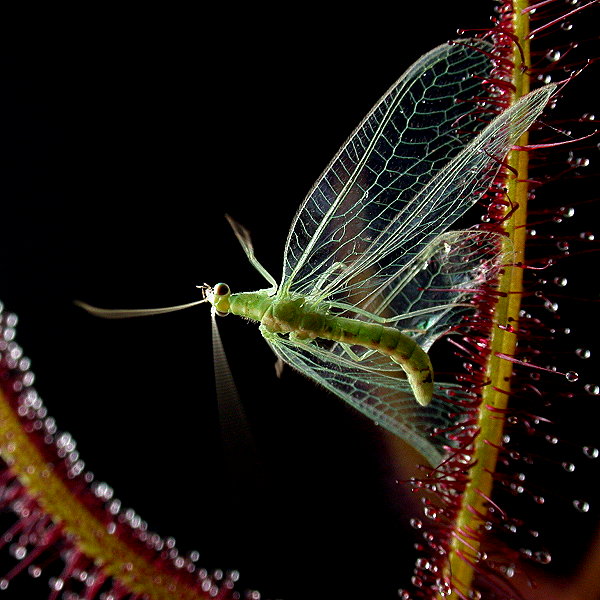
<box><xmin>446</xmin><ymin>1</ymin><xmax>534</xmax><ymax>597</ymax></box>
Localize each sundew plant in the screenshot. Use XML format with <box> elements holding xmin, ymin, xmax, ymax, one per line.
<box><xmin>0</xmin><ymin>2</ymin><xmax>599</xmax><ymax>599</ymax></box>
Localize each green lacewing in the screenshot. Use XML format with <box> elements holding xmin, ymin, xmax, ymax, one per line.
<box><xmin>80</xmin><ymin>40</ymin><xmax>554</xmax><ymax>465</ymax></box>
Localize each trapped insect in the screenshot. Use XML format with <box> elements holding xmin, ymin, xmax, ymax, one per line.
<box><xmin>80</xmin><ymin>39</ymin><xmax>555</xmax><ymax>465</ymax></box>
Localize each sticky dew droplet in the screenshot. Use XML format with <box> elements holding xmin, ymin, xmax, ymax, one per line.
<box><xmin>28</xmin><ymin>565</ymin><xmax>42</xmax><ymax>578</ymax></box>
<box><xmin>583</xmin><ymin>446</ymin><xmax>599</xmax><ymax>459</ymax></box>
<box><xmin>534</xmin><ymin>551</ymin><xmax>552</xmax><ymax>564</ymax></box>
<box><xmin>565</xmin><ymin>371</ymin><xmax>579</xmax><ymax>382</ymax></box>
<box><xmin>576</xmin><ymin>348</ymin><xmax>591</xmax><ymax>359</ymax></box>
<box><xmin>553</xmin><ymin>277</ymin><xmax>568</xmax><ymax>287</ymax></box>
<box><xmin>573</xmin><ymin>499</ymin><xmax>590</xmax><ymax>513</ymax></box>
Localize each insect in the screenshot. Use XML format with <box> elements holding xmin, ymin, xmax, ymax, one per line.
<box><xmin>79</xmin><ymin>39</ymin><xmax>555</xmax><ymax>465</ymax></box>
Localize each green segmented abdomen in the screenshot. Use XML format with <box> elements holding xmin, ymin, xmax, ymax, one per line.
<box><xmin>326</xmin><ymin>316</ymin><xmax>434</xmax><ymax>407</ymax></box>
<box><xmin>229</xmin><ymin>292</ymin><xmax>434</xmax><ymax>407</ymax></box>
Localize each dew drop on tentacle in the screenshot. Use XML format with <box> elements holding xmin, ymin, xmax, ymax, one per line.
<box><xmin>533</xmin><ymin>551</ymin><xmax>552</xmax><ymax>565</ymax></box>
<box><xmin>573</xmin><ymin>499</ymin><xmax>590</xmax><ymax>513</ymax></box>
<box><xmin>583</xmin><ymin>446</ymin><xmax>599</xmax><ymax>459</ymax></box>
<box><xmin>28</xmin><ymin>566</ymin><xmax>42</xmax><ymax>578</ymax></box>
<box><xmin>565</xmin><ymin>371</ymin><xmax>579</xmax><ymax>382</ymax></box>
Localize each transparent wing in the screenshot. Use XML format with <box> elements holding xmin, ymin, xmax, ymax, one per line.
<box><xmin>282</xmin><ymin>38</ymin><xmax>496</xmax><ymax>296</ymax></box>
<box><xmin>320</xmin><ymin>229</ymin><xmax>506</xmax><ymax>352</ymax></box>
<box><xmin>311</xmin><ymin>85</ymin><xmax>553</xmax><ymax>310</ymax></box>
<box><xmin>264</xmin><ymin>333</ymin><xmax>469</xmax><ymax>466</ymax></box>
<box><xmin>281</xmin><ymin>38</ymin><xmax>554</xmax><ymax>317</ymax></box>
<box><xmin>367</xmin><ymin>229</ymin><xmax>507</xmax><ymax>351</ymax></box>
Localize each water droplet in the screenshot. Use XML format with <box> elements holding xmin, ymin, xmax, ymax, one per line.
<box><xmin>545</xmin><ymin>49</ymin><xmax>561</xmax><ymax>62</ymax></box>
<box><xmin>533</xmin><ymin>551</ymin><xmax>552</xmax><ymax>564</ymax></box>
<box><xmin>583</xmin><ymin>446</ymin><xmax>599</xmax><ymax>459</ymax></box>
<box><xmin>560</xmin><ymin>20</ymin><xmax>573</xmax><ymax>31</ymax></box>
<box><xmin>573</xmin><ymin>499</ymin><xmax>590</xmax><ymax>513</ymax></box>
<box><xmin>562</xmin><ymin>461</ymin><xmax>576</xmax><ymax>473</ymax></box>
<box><xmin>561</xmin><ymin>205</ymin><xmax>575</xmax><ymax>218</ymax></box>
<box><xmin>424</xmin><ymin>506</ymin><xmax>439</xmax><ymax>520</ymax></box>
<box><xmin>28</xmin><ymin>565</ymin><xmax>42</xmax><ymax>578</ymax></box>
<box><xmin>580</xmin><ymin>231</ymin><xmax>595</xmax><ymax>241</ymax></box>
<box><xmin>410</xmin><ymin>518</ymin><xmax>423</xmax><ymax>529</ymax></box>
<box><xmin>10</xmin><ymin>545</ymin><xmax>27</xmax><ymax>560</ymax></box>
<box><xmin>503</xmin><ymin>565</ymin><xmax>516</xmax><ymax>578</ymax></box>
<box><xmin>576</xmin><ymin>348</ymin><xmax>591</xmax><ymax>359</ymax></box>
<box><xmin>565</xmin><ymin>371</ymin><xmax>579</xmax><ymax>382</ymax></box>
<box><xmin>585</xmin><ymin>384</ymin><xmax>600</xmax><ymax>396</ymax></box>
<box><xmin>553</xmin><ymin>277</ymin><xmax>568</xmax><ymax>287</ymax></box>
<box><xmin>580</xmin><ymin>113</ymin><xmax>596</xmax><ymax>122</ymax></box>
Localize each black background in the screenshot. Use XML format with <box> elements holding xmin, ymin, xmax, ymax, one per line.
<box><xmin>1</xmin><ymin>3</ymin><xmax>598</xmax><ymax>599</ymax></box>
